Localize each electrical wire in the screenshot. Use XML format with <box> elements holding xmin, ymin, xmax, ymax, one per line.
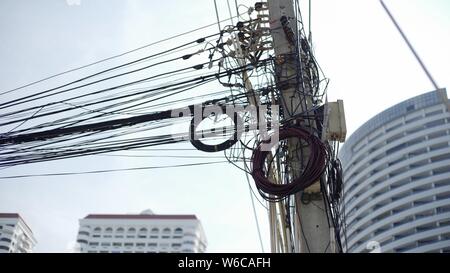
<box><xmin>0</xmin><ymin>13</ymin><xmax>246</xmax><ymax>97</ymax></box>
<box><xmin>0</xmin><ymin>161</ymin><xmax>231</xmax><ymax>180</ymax></box>
<box><xmin>251</xmin><ymin>127</ymin><xmax>328</xmax><ymax>201</ymax></box>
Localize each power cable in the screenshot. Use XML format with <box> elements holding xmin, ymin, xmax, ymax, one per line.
<box><xmin>0</xmin><ymin>14</ymin><xmax>245</xmax><ymax>97</ymax></box>
<box><xmin>379</xmin><ymin>0</ymin><xmax>439</xmax><ymax>90</ymax></box>
<box><xmin>0</xmin><ymin>161</ymin><xmax>230</xmax><ymax>180</ymax></box>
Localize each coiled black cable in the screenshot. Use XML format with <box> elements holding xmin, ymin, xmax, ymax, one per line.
<box><xmin>189</xmin><ymin>109</ymin><xmax>243</xmax><ymax>153</ymax></box>
<box><xmin>251</xmin><ymin>127</ymin><xmax>328</xmax><ymax>201</ymax></box>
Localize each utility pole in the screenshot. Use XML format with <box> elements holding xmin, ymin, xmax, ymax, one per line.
<box><xmin>267</xmin><ymin>0</ymin><xmax>333</xmax><ymax>253</ymax></box>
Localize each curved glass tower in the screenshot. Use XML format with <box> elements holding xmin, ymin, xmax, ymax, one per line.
<box><xmin>340</xmin><ymin>89</ymin><xmax>450</xmax><ymax>253</ymax></box>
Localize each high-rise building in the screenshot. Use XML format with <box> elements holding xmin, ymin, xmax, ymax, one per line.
<box><xmin>339</xmin><ymin>89</ymin><xmax>450</xmax><ymax>253</ymax></box>
<box><xmin>0</xmin><ymin>213</ymin><xmax>37</xmax><ymax>253</ymax></box>
<box><xmin>76</xmin><ymin>210</ymin><xmax>207</xmax><ymax>253</ymax></box>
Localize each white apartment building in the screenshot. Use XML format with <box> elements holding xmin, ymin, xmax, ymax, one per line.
<box><xmin>0</xmin><ymin>213</ymin><xmax>37</xmax><ymax>253</ymax></box>
<box><xmin>340</xmin><ymin>89</ymin><xmax>450</xmax><ymax>253</ymax></box>
<box><xmin>76</xmin><ymin>210</ymin><xmax>207</xmax><ymax>253</ymax></box>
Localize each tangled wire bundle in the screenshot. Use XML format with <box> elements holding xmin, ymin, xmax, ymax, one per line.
<box><xmin>251</xmin><ymin>127</ymin><xmax>329</xmax><ymax>201</ymax></box>
<box><xmin>189</xmin><ymin>111</ymin><xmax>244</xmax><ymax>153</ymax></box>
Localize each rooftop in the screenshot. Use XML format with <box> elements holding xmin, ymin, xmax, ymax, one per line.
<box><xmin>0</xmin><ymin>213</ymin><xmax>20</xmax><ymax>219</ymax></box>
<box><xmin>0</xmin><ymin>213</ymin><xmax>34</xmax><ymax>235</ymax></box>
<box><xmin>84</xmin><ymin>214</ymin><xmax>198</xmax><ymax>220</ymax></box>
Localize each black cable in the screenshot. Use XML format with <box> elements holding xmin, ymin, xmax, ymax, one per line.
<box><xmin>1</xmin><ymin>55</ymin><xmax>270</xmax><ymax>129</ymax></box>
<box><xmin>0</xmin><ymin>57</ymin><xmax>222</xmax><ymax>123</ymax></box>
<box><xmin>0</xmin><ymin>38</ymin><xmax>220</xmax><ymax>110</ymax></box>
<box><xmin>0</xmin><ymin>13</ymin><xmax>247</xmax><ymax>97</ymax></box>
<box><xmin>0</xmin><ymin>161</ymin><xmax>230</xmax><ymax>180</ymax></box>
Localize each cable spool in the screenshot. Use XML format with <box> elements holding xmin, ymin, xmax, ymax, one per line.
<box><xmin>189</xmin><ymin>111</ymin><xmax>243</xmax><ymax>153</ymax></box>
<box><xmin>251</xmin><ymin>127</ymin><xmax>328</xmax><ymax>201</ymax></box>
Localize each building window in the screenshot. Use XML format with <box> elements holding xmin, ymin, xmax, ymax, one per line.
<box><xmin>161</xmin><ymin>228</ymin><xmax>171</xmax><ymax>239</ymax></box>
<box><xmin>174</xmin><ymin>228</ymin><xmax>183</xmax><ymax>234</ymax></box>
<box><xmin>115</xmin><ymin>227</ymin><xmax>124</xmax><ymax>238</ymax></box>
<box><xmin>136</xmin><ymin>243</ymin><xmax>145</xmax><ymax>248</ymax></box>
<box><xmin>126</xmin><ymin>227</ymin><xmax>136</xmax><ymax>238</ymax></box>
<box><xmin>124</xmin><ymin>243</ymin><xmax>133</xmax><ymax>247</ymax></box>
<box><xmin>148</xmin><ymin>243</ymin><xmax>157</xmax><ymax>247</ymax></box>
<box><xmin>116</xmin><ymin>227</ymin><xmax>124</xmax><ymax>233</ymax></box>
<box><xmin>138</xmin><ymin>228</ymin><xmax>148</xmax><ymax>238</ymax></box>
<box><xmin>113</xmin><ymin>242</ymin><xmax>122</xmax><ymax>247</ymax></box>
<box><xmin>406</xmin><ymin>105</ymin><xmax>416</xmax><ymax>112</ymax></box>
<box><xmin>93</xmin><ymin>227</ymin><xmax>102</xmax><ymax>233</ymax></box>
<box><xmin>149</xmin><ymin>228</ymin><xmax>159</xmax><ymax>238</ymax></box>
<box><xmin>0</xmin><ymin>238</ymin><xmax>12</xmax><ymax>243</ymax></box>
<box><xmin>103</xmin><ymin>229</ymin><xmax>112</xmax><ymax>238</ymax></box>
<box><xmin>88</xmin><ymin>242</ymin><xmax>99</xmax><ymax>246</ymax></box>
<box><xmin>0</xmin><ymin>246</ymin><xmax>9</xmax><ymax>251</ymax></box>
<box><xmin>139</xmin><ymin>228</ymin><xmax>148</xmax><ymax>233</ymax></box>
<box><xmin>151</xmin><ymin>228</ymin><xmax>159</xmax><ymax>234</ymax></box>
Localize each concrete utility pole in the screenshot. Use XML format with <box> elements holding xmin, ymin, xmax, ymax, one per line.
<box><xmin>267</xmin><ymin>0</ymin><xmax>333</xmax><ymax>253</ymax></box>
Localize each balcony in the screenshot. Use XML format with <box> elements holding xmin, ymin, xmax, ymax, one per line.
<box><xmin>184</xmin><ymin>232</ymin><xmax>198</xmax><ymax>239</ymax></box>
<box><xmin>79</xmin><ymin>226</ymin><xmax>91</xmax><ymax>233</ymax></box>
<box><xmin>77</xmin><ymin>233</ymin><xmax>89</xmax><ymax>241</ymax></box>
<box><xmin>78</xmin><ymin>230</ymin><xmax>90</xmax><ymax>236</ymax></box>
<box><xmin>1</xmin><ymin>225</ymin><xmax>15</xmax><ymax>234</ymax></box>
<box><xmin>0</xmin><ymin>240</ymin><xmax>11</xmax><ymax>248</ymax></box>
<box><xmin>77</xmin><ymin>239</ymin><xmax>88</xmax><ymax>245</ymax></box>
<box><xmin>17</xmin><ymin>245</ymin><xmax>30</xmax><ymax>253</ymax></box>
<box><xmin>19</xmin><ymin>241</ymin><xmax>32</xmax><ymax>250</ymax></box>
<box><xmin>182</xmin><ymin>240</ymin><xmax>197</xmax><ymax>247</ymax></box>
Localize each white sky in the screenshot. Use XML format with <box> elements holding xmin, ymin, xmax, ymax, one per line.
<box><xmin>0</xmin><ymin>0</ymin><xmax>448</xmax><ymax>253</ymax></box>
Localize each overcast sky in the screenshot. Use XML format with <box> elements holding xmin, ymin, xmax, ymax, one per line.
<box><xmin>0</xmin><ymin>0</ymin><xmax>449</xmax><ymax>253</ymax></box>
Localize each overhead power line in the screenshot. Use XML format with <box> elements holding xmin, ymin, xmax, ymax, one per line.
<box><xmin>0</xmin><ymin>13</ymin><xmax>245</xmax><ymax>97</ymax></box>
<box><xmin>0</xmin><ymin>161</ymin><xmax>230</xmax><ymax>180</ymax></box>
<box><xmin>380</xmin><ymin>0</ymin><xmax>439</xmax><ymax>90</ymax></box>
